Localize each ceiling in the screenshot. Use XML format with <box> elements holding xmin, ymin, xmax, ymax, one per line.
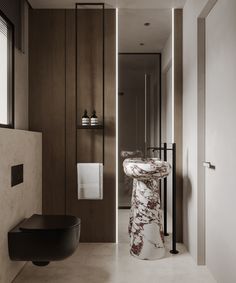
<box><xmin>119</xmin><ymin>9</ymin><xmax>171</xmax><ymax>52</ymax></box>
<box><xmin>28</xmin><ymin>0</ymin><xmax>186</xmax><ymax>53</ymax></box>
<box><xmin>28</xmin><ymin>0</ymin><xmax>187</xmax><ymax>10</ymax></box>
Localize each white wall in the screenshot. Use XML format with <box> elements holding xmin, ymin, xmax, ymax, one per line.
<box><xmin>182</xmin><ymin>0</ymin><xmax>208</xmax><ymax>262</ymax></box>
<box><xmin>0</xmin><ymin>128</ymin><xmax>42</xmax><ymax>283</ymax></box>
<box><xmin>161</xmin><ymin>33</ymin><xmax>172</xmax><ymax>144</ymax></box>
<box><xmin>162</xmin><ymin>34</ymin><xmax>172</xmax><ymax>73</ymax></box>
<box><xmin>205</xmin><ymin>1</ymin><xmax>236</xmax><ymax>282</ymax></box>
<box><xmin>183</xmin><ymin>2</ymin><xmax>236</xmax><ymax>282</ymax></box>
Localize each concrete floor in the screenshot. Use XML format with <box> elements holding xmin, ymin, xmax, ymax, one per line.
<box><xmin>14</xmin><ymin>210</ymin><xmax>216</xmax><ymax>283</ymax></box>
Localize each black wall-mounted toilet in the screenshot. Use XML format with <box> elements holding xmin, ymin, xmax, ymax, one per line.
<box><xmin>8</xmin><ymin>214</ymin><xmax>81</xmax><ymax>266</ymax></box>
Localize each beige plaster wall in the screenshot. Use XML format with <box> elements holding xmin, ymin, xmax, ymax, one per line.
<box><xmin>0</xmin><ymin>128</ymin><xmax>42</xmax><ymax>283</ymax></box>
<box><xmin>0</xmin><ymin>2</ymin><xmax>41</xmax><ymax>282</ymax></box>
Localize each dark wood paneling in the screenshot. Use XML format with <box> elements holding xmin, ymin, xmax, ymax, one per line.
<box><xmin>66</xmin><ymin>9</ymin><xmax>116</xmax><ymax>242</ymax></box>
<box><xmin>76</xmin><ymin>10</ymin><xmax>104</xmax><ymax>164</ymax></box>
<box><xmin>29</xmin><ymin>9</ymin><xmax>116</xmax><ymax>241</ymax></box>
<box><xmin>29</xmin><ymin>10</ymin><xmax>66</xmax><ymax>214</ymax></box>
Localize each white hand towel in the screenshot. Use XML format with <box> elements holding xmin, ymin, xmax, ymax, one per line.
<box><xmin>77</xmin><ymin>163</ymin><xmax>103</xmax><ymax>200</ymax></box>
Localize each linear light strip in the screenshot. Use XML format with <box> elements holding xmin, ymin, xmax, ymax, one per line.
<box><xmin>171</xmin><ymin>8</ymin><xmax>175</xmax><ymax>143</ymax></box>
<box><xmin>115</xmin><ymin>8</ymin><xmax>119</xmax><ymax>244</ymax></box>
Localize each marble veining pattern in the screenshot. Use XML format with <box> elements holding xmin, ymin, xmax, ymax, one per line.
<box><xmin>121</xmin><ymin>151</ymin><xmax>143</xmax><ymax>203</ymax></box>
<box><xmin>123</xmin><ymin>158</ymin><xmax>171</xmax><ymax>260</ymax></box>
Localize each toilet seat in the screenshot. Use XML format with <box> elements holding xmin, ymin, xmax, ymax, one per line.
<box><xmin>19</xmin><ymin>214</ymin><xmax>81</xmax><ymax>232</ymax></box>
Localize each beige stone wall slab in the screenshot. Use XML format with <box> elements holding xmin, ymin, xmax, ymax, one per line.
<box><xmin>0</xmin><ymin>128</ymin><xmax>42</xmax><ymax>283</ymax></box>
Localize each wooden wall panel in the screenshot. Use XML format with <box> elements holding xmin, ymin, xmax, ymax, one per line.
<box><xmin>29</xmin><ymin>9</ymin><xmax>116</xmax><ymax>241</ymax></box>
<box><xmin>66</xmin><ymin>9</ymin><xmax>116</xmax><ymax>242</ymax></box>
<box><xmin>29</xmin><ymin>10</ymin><xmax>66</xmax><ymax>214</ymax></box>
<box><xmin>76</xmin><ymin>10</ymin><xmax>104</xmax><ymax>164</ymax></box>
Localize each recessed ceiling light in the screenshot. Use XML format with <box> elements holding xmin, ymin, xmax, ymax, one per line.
<box><xmin>144</xmin><ymin>22</ymin><xmax>150</xmax><ymax>26</ymax></box>
<box><xmin>140</xmin><ymin>43</ymin><xmax>144</xmax><ymax>46</ymax></box>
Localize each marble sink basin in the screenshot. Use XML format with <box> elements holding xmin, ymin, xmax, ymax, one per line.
<box><xmin>123</xmin><ymin>157</ymin><xmax>171</xmax><ymax>260</ymax></box>
<box><xmin>123</xmin><ymin>158</ymin><xmax>171</xmax><ymax>181</ymax></box>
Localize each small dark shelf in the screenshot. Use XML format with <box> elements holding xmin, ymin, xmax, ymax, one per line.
<box><xmin>77</xmin><ymin>125</ymin><xmax>104</xmax><ymax>130</ymax></box>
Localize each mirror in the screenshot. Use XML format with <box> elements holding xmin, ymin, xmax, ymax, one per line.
<box><xmin>118</xmin><ymin>8</ymin><xmax>173</xmax><ymax>241</ymax></box>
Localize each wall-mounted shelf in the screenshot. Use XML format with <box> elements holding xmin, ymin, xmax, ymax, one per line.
<box><xmin>77</xmin><ymin>125</ymin><xmax>104</xmax><ymax>130</ymax></box>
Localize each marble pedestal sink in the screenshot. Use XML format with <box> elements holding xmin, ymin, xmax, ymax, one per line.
<box><xmin>123</xmin><ymin>158</ymin><xmax>171</xmax><ymax>260</ymax></box>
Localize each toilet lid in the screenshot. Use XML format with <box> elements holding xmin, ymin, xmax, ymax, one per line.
<box><xmin>19</xmin><ymin>214</ymin><xmax>81</xmax><ymax>231</ymax></box>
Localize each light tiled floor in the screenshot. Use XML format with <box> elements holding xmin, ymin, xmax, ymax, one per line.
<box><xmin>14</xmin><ymin>210</ymin><xmax>216</xmax><ymax>283</ymax></box>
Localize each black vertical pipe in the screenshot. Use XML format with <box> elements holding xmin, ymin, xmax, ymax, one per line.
<box><xmin>163</xmin><ymin>142</ymin><xmax>169</xmax><ymax>236</ymax></box>
<box><xmin>159</xmin><ymin>54</ymin><xmax>162</xmax><ymax>202</ymax></box>
<box><xmin>159</xmin><ymin>179</ymin><xmax>162</xmax><ymax>202</ymax></box>
<box><xmin>170</xmin><ymin>143</ymin><xmax>179</xmax><ymax>254</ymax></box>
<box><xmin>159</xmin><ymin>54</ymin><xmax>162</xmax><ymax>158</ymax></box>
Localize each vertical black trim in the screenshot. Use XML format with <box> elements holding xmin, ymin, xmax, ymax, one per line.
<box><xmin>163</xmin><ymin>142</ymin><xmax>169</xmax><ymax>236</ymax></box>
<box><xmin>159</xmin><ymin>53</ymin><xmax>162</xmax><ymax>151</ymax></box>
<box><xmin>159</xmin><ymin>53</ymin><xmax>162</xmax><ymax>201</ymax></box>
<box><xmin>11</xmin><ymin>16</ymin><xmax>15</xmax><ymax>128</ymax></box>
<box><xmin>64</xmin><ymin>9</ymin><xmax>67</xmax><ymax>215</ymax></box>
<box><xmin>170</xmin><ymin>142</ymin><xmax>179</xmax><ymax>254</ymax></box>
<box><xmin>75</xmin><ymin>5</ymin><xmax>78</xmax><ymax>191</ymax></box>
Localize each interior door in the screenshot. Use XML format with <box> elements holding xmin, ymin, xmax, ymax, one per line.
<box><xmin>205</xmin><ymin>1</ymin><xmax>236</xmax><ymax>282</ymax></box>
